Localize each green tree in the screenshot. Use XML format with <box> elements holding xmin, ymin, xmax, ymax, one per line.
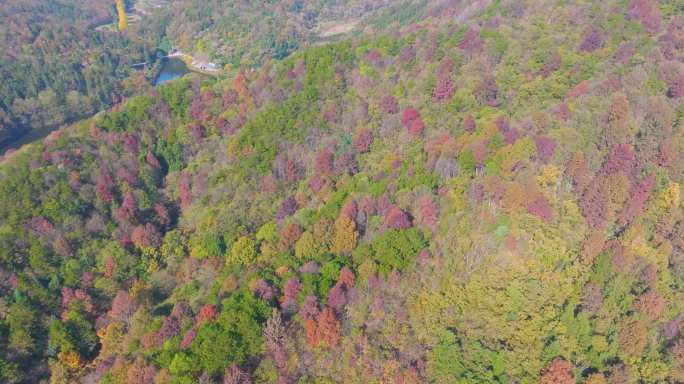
<box><xmin>228</xmin><ymin>236</ymin><xmax>257</xmax><ymax>265</ymax></box>
<box><xmin>6</xmin><ymin>302</ymin><xmax>36</xmax><ymax>355</ymax></box>
<box><xmin>188</xmin><ymin>290</ymin><xmax>269</xmax><ymax>373</ymax></box>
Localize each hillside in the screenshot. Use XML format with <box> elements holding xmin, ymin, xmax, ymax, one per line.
<box><xmin>154</xmin><ymin>0</ymin><xmax>453</xmax><ymax>67</ymax></box>
<box><xmin>0</xmin><ymin>0</ymin><xmax>433</xmax><ymax>152</ymax></box>
<box><xmin>0</xmin><ymin>0</ymin><xmax>167</xmax><ymax>144</ymax></box>
<box><xmin>0</xmin><ymin>0</ymin><xmax>683</xmax><ymax>383</ymax></box>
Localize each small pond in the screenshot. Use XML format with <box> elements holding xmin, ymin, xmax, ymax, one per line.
<box><xmin>154</xmin><ymin>58</ymin><xmax>190</xmax><ymax>85</ymax></box>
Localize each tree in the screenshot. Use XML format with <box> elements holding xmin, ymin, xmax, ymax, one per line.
<box><xmin>179</xmin><ymin>173</ymin><xmax>192</xmax><ymax>208</ymax></box>
<box><xmin>354</xmin><ymin>128</ymin><xmax>374</xmax><ymax>152</ymax></box>
<box><xmin>579</xmin><ymin>26</ymin><xmax>605</xmax><ymax>52</ymax></box>
<box><xmin>224</xmin><ymin>365</ymin><xmax>252</xmax><ymax>384</ymax></box>
<box><xmin>180</xmin><ymin>328</ymin><xmax>197</xmax><ymax>350</ymax></box>
<box><xmin>197</xmin><ymin>304</ymin><xmax>218</xmax><ymax>324</ymax></box>
<box><xmin>385</xmin><ymin>206</ymin><xmax>412</xmax><ymax>229</ymax></box>
<box><xmin>527</xmin><ymin>196</ymin><xmax>553</xmax><ymax>222</ymax></box>
<box><xmin>153</xmin><ymin>203</ymin><xmax>171</xmax><ymax>228</ymax></box>
<box><xmin>668</xmin><ymin>74</ymin><xmax>684</xmax><ymax>98</ymax></box>
<box><xmin>416</xmin><ymin>195</ymin><xmax>439</xmax><ymax>232</ymax></box>
<box><xmin>341</xmin><ymin>200</ymin><xmax>358</xmax><ymax>222</ymax></box>
<box><xmin>252</xmin><ymin>279</ymin><xmax>275</xmax><ymax>300</ymax></box>
<box><xmin>116</xmin><ymin>0</ymin><xmax>127</xmax><ymax>31</ymax></box>
<box><xmin>601</xmin><ymin>144</ymin><xmax>635</xmax><ymax>175</ymax></box>
<box><xmin>618</xmin><ymin>319</ymin><xmax>648</xmax><ymax>356</ymax></box>
<box><xmin>607</xmin><ymin>94</ymin><xmax>630</xmax><ymax>124</ymax></box>
<box><xmin>126</xmin><ymin>357</ymin><xmax>156</xmax><ymax>384</ymax></box>
<box><xmin>187</xmin><ymin>123</ymin><xmax>205</xmax><ymax>142</ymax></box>
<box><xmin>433</xmin><ymin>76</ymin><xmax>455</xmax><ymax>102</ymax></box>
<box><xmin>379</xmin><ymin>95</ymin><xmax>398</xmax><ymax>114</ymax></box>
<box><xmin>366</xmin><ymin>229</ymin><xmax>426</xmax><ymax>275</ymax></box>
<box><xmin>538</xmin><ymin>52</ymin><xmax>561</xmax><ymax>77</ymax></box>
<box><xmin>189</xmin><ymin>290</ymin><xmax>268</xmax><ymax>373</ymax></box>
<box><xmin>327</xmin><ymin>273</ymin><xmax>352</xmax><ymax>313</ymax></box>
<box><xmin>156</xmin><ymin>315</ymin><xmax>181</xmax><ymax>345</ymax></box>
<box><xmin>146</xmin><ymin>151</ymin><xmax>161</xmax><ymax>169</ymax></box>
<box><xmin>334</xmin><ymin>150</ymin><xmax>359</xmax><ymax>175</ymax></box>
<box><xmin>122</xmin><ymin>134</ymin><xmax>139</xmax><ymax>153</ymax></box>
<box><xmin>278</xmin><ymin>223</ymin><xmax>302</xmax><ymax>251</ymax></box>
<box><xmin>475</xmin><ymin>78</ymin><xmax>499</xmax><ymax>107</ymax></box>
<box><xmin>281</xmin><ymin>277</ymin><xmax>301</xmax><ymax>309</ymax></box>
<box><xmin>459</xmin><ymin>26</ymin><xmax>483</xmax><ymax>51</ymax></box>
<box><xmin>540</xmin><ymin>358</ymin><xmax>575</xmax><ymax>384</ymax></box>
<box><xmin>314</xmin><ymin>148</ymin><xmax>334</xmax><ymax>176</ymax></box>
<box><xmin>614</xmin><ymin>41</ymin><xmax>635</xmax><ymax>63</ymax></box>
<box><xmin>131</xmin><ymin>223</ymin><xmax>162</xmax><ymax>249</ymax></box>
<box><xmin>295</xmin><ymin>231</ymin><xmax>326</xmax><ymax>260</ymax></box>
<box><xmin>228</xmin><ymin>236</ymin><xmax>257</xmax><ymax>265</ymax></box>
<box><xmin>463</xmin><ymin>114</ymin><xmax>476</xmax><ymax>133</ymax></box>
<box><xmin>607</xmin><ymin>363</ymin><xmax>631</xmax><ymax>384</ymax></box>
<box><xmin>566</xmin><ymin>152</ymin><xmax>592</xmax><ymax>191</ymax></box>
<box><xmin>617</xmin><ymin>175</ymin><xmax>655</xmax><ymax>226</ymax></box>
<box><xmin>95</xmin><ymin>169</ymin><xmax>115</xmax><ymax>203</ymax></box>
<box><xmin>298</xmin><ymin>295</ymin><xmax>319</xmax><ymax>322</ymax></box>
<box><xmin>312</xmin><ymin>307</ymin><xmax>340</xmax><ymax>348</ymax></box>
<box><xmin>401</xmin><ymin>108</ymin><xmax>421</xmax><ymax>128</ymax></box>
<box><xmin>263</xmin><ymin>309</ymin><xmax>285</xmax><ymax>352</ymax></box>
<box><xmin>585</xmin><ymin>373</ymin><xmax>607</xmax><ymax>384</ymax></box>
<box><xmin>338</xmin><ymin>266</ymin><xmax>354</xmax><ymax>288</ymax></box>
<box><xmin>581</xmin><ymin>282</ymin><xmax>603</xmax><ymax>315</ymax></box>
<box><xmin>117</xmin><ymin>191</ymin><xmax>138</xmax><ymax>223</ymax></box>
<box><xmin>534</xmin><ymin>136</ymin><xmax>556</xmax><ymax>163</ymax></box>
<box><xmin>580</xmin><ymin>182</ymin><xmax>609</xmax><ymax>229</ymax></box>
<box><xmin>276</xmin><ymin>196</ymin><xmax>298</xmax><ymax>220</ymax></box>
<box><xmin>634</xmin><ymin>290</ymin><xmax>665</xmax><ymax>320</ymax></box>
<box><xmin>331</xmin><ymin>214</ymin><xmax>357</xmax><ymax>254</ymax></box>
<box><xmin>110</xmin><ymin>290</ymin><xmax>136</xmax><ymax>322</ymax></box>
<box><xmin>408</xmin><ymin>118</ymin><xmax>425</xmax><ymax>137</ymax></box>
<box><xmin>568</xmin><ymin>80</ymin><xmax>589</xmax><ymax>99</ymax></box>
<box><xmin>627</xmin><ymin>0</ymin><xmax>662</xmax><ymax>35</ymax></box>
<box><xmin>6</xmin><ymin>303</ymin><xmax>36</xmax><ymax>355</ymax></box>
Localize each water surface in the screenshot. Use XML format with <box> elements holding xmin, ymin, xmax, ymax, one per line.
<box><xmin>155</xmin><ymin>58</ymin><xmax>190</xmax><ymax>85</ymax></box>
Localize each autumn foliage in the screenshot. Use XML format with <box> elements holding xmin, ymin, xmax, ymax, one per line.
<box><xmin>541</xmin><ymin>358</ymin><xmax>575</xmax><ymax>384</ymax></box>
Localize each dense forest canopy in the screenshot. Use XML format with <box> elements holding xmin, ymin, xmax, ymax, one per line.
<box><xmin>0</xmin><ymin>0</ymin><xmax>431</xmax><ymax>147</ymax></box>
<box><xmin>0</xmin><ymin>0</ymin><xmax>683</xmax><ymax>383</ymax></box>
<box><xmin>0</xmin><ymin>0</ymin><xmax>168</xmax><ymax>142</ymax></box>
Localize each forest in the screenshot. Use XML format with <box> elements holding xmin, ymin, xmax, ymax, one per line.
<box><xmin>0</xmin><ymin>0</ymin><xmax>169</xmax><ymax>143</ymax></box>
<box><xmin>0</xmin><ymin>0</ymin><xmax>683</xmax><ymax>383</ymax></box>
<box><xmin>0</xmin><ymin>0</ymin><xmax>430</xmax><ymax>147</ymax></box>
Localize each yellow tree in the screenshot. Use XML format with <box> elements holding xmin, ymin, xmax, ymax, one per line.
<box><xmin>116</xmin><ymin>0</ymin><xmax>127</xmax><ymax>31</ymax></box>
<box><xmin>331</xmin><ymin>215</ymin><xmax>357</xmax><ymax>254</ymax></box>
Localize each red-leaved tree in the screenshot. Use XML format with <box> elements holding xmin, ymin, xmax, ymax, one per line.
<box><xmin>617</xmin><ymin>175</ymin><xmax>655</xmax><ymax>226</ymax></box>
<box><xmin>379</xmin><ymin>95</ymin><xmax>399</xmax><ymax>114</ymax></box>
<box><xmin>131</xmin><ymin>223</ymin><xmax>162</xmax><ymax>249</ymax></box>
<box><xmin>527</xmin><ymin>196</ymin><xmax>553</xmax><ymax>222</ymax></box>
<box><xmin>459</xmin><ymin>26</ymin><xmax>483</xmax><ymax>51</ymax></box>
<box><xmin>354</xmin><ymin>128</ymin><xmax>374</xmax><ymax>153</ymax></box>
<box><xmin>416</xmin><ymin>195</ymin><xmax>439</xmax><ymax>232</ymax></box>
<box><xmin>116</xmin><ymin>191</ymin><xmax>138</xmax><ymax>223</ymax></box>
<box><xmin>540</xmin><ymin>357</ymin><xmax>576</xmax><ymax>384</ymax></box>
<box><xmin>433</xmin><ymin>76</ymin><xmax>456</xmax><ymax>102</ymax></box>
<box><xmin>196</xmin><ymin>304</ymin><xmax>217</xmax><ymax>324</ymax></box>
<box><xmin>385</xmin><ymin>206</ymin><xmax>412</xmax><ymax>229</ymax></box>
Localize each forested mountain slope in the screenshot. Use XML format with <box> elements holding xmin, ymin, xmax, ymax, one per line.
<box><xmin>0</xmin><ymin>0</ymin><xmax>434</xmax><ymax>150</ymax></box>
<box><xmin>0</xmin><ymin>0</ymin><xmax>683</xmax><ymax>383</ymax></box>
<box><xmin>155</xmin><ymin>0</ymin><xmax>453</xmax><ymax>67</ymax></box>
<box><xmin>0</xmin><ymin>0</ymin><xmax>165</xmax><ymax>142</ymax></box>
